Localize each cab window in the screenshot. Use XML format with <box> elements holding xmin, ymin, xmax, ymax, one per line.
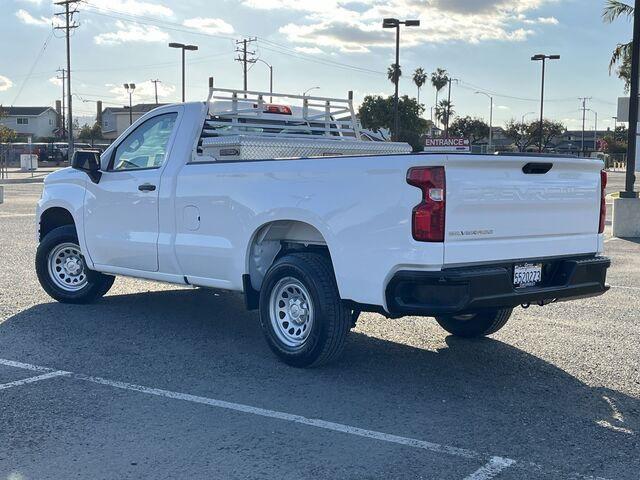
<box><xmin>110</xmin><ymin>113</ymin><xmax>177</xmax><ymax>171</ymax></box>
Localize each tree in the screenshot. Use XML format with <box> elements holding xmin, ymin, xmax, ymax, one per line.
<box><xmin>602</xmin><ymin>126</ymin><xmax>628</xmax><ymax>153</ymax></box>
<box><xmin>358</xmin><ymin>94</ymin><xmax>428</xmax><ymax>151</ymax></box>
<box><xmin>412</xmin><ymin>68</ymin><xmax>427</xmax><ymax>105</ymax></box>
<box><xmin>430</xmin><ymin>68</ymin><xmax>449</xmax><ymax>125</ymax></box>
<box><xmin>387</xmin><ymin>63</ymin><xmax>401</xmax><ymax>86</ymax></box>
<box><xmin>449</xmin><ymin>116</ymin><xmax>490</xmax><ymax>144</ymax></box>
<box><xmin>78</xmin><ymin>122</ymin><xmax>102</xmax><ymax>144</ymax></box>
<box><xmin>0</xmin><ymin>125</ymin><xmax>16</xmax><ymax>143</ymax></box>
<box><xmin>504</xmin><ymin>119</ymin><xmax>565</xmax><ymax>152</ymax></box>
<box><xmin>435</xmin><ymin>100</ymin><xmax>454</xmax><ymax>129</ymax></box>
<box><xmin>603</xmin><ymin>0</ymin><xmax>633</xmax><ymax>91</ymax></box>
<box><xmin>537</xmin><ymin>119</ymin><xmax>565</xmax><ymax>151</ymax></box>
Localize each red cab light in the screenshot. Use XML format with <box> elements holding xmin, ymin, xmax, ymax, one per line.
<box><xmin>407</xmin><ymin>166</ymin><xmax>446</xmax><ymax>242</ymax></box>
<box><xmin>263</xmin><ymin>104</ymin><xmax>292</xmax><ymax>115</ymax></box>
<box><xmin>599</xmin><ymin>170</ymin><xmax>607</xmax><ymax>234</ymax></box>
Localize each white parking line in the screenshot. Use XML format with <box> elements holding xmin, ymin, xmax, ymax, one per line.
<box><xmin>0</xmin><ymin>357</ymin><xmax>612</xmax><ymax>480</ymax></box>
<box><xmin>463</xmin><ymin>457</ymin><xmax>516</xmax><ymax>480</ymax></box>
<box><xmin>611</xmin><ymin>285</ymin><xmax>640</xmax><ymax>291</ymax></box>
<box><xmin>0</xmin><ymin>213</ymin><xmax>36</xmax><ymax>218</ymax></box>
<box><xmin>0</xmin><ymin>371</ymin><xmax>70</xmax><ymax>390</ymax></box>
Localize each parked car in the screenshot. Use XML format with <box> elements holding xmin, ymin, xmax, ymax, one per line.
<box><xmin>35</xmin><ymin>87</ymin><xmax>611</xmax><ymax>367</ymax></box>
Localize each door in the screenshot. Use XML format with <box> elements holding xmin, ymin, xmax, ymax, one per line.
<box><xmin>84</xmin><ymin>112</ymin><xmax>178</xmax><ymax>272</ymax></box>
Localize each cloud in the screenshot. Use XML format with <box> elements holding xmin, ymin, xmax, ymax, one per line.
<box><xmin>245</xmin><ymin>0</ymin><xmax>560</xmax><ymax>52</ymax></box>
<box><xmin>497</xmin><ymin>105</ymin><xmax>511</xmax><ymax>110</ymax></box>
<box><xmin>0</xmin><ymin>75</ymin><xmax>13</xmax><ymax>92</ymax></box>
<box><xmin>15</xmin><ymin>8</ymin><xmax>50</xmax><ymax>27</ymax></box>
<box><xmin>294</xmin><ymin>46</ymin><xmax>324</xmax><ymax>54</ymax></box>
<box><xmin>86</xmin><ymin>0</ymin><xmax>173</xmax><ymax>17</ymax></box>
<box><xmin>49</xmin><ymin>76</ymin><xmax>62</xmax><ymax>87</ymax></box>
<box><xmin>183</xmin><ymin>17</ymin><xmax>234</xmax><ymax>35</ymax></box>
<box><xmin>107</xmin><ymin>80</ymin><xmax>176</xmax><ymax>103</ymax></box>
<box><xmin>94</xmin><ymin>21</ymin><xmax>169</xmax><ymax>45</ymax></box>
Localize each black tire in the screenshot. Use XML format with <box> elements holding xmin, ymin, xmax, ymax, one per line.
<box><xmin>36</xmin><ymin>225</ymin><xmax>115</xmax><ymax>304</ymax></box>
<box><xmin>435</xmin><ymin>308</ymin><xmax>513</xmax><ymax>338</ymax></box>
<box><xmin>259</xmin><ymin>252</ymin><xmax>350</xmax><ymax>368</ymax></box>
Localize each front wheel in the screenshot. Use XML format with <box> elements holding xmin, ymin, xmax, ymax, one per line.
<box><xmin>435</xmin><ymin>308</ymin><xmax>513</xmax><ymax>338</ymax></box>
<box><xmin>36</xmin><ymin>225</ymin><xmax>115</xmax><ymax>304</ymax></box>
<box><xmin>259</xmin><ymin>252</ymin><xmax>351</xmax><ymax>368</ymax></box>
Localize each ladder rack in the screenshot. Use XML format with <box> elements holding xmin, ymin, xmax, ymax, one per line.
<box><xmin>204</xmin><ymin>77</ymin><xmax>362</xmax><ymax>141</ymax></box>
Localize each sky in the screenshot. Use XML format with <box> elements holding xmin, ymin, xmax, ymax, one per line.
<box><xmin>0</xmin><ymin>0</ymin><xmax>632</xmax><ymax>130</ymax></box>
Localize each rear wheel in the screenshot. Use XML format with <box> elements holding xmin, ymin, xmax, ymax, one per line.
<box><xmin>259</xmin><ymin>252</ymin><xmax>350</xmax><ymax>367</ymax></box>
<box><xmin>36</xmin><ymin>225</ymin><xmax>114</xmax><ymax>304</ymax></box>
<box><xmin>435</xmin><ymin>308</ymin><xmax>513</xmax><ymax>338</ymax></box>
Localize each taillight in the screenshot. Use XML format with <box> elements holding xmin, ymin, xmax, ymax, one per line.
<box><xmin>599</xmin><ymin>170</ymin><xmax>607</xmax><ymax>234</ymax></box>
<box><xmin>407</xmin><ymin>166</ymin><xmax>446</xmax><ymax>242</ymax></box>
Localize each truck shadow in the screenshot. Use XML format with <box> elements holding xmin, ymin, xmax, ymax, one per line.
<box><xmin>1</xmin><ymin>287</ymin><xmax>638</xmax><ymax>478</ymax></box>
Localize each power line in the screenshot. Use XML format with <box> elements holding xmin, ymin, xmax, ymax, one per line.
<box><xmin>10</xmin><ymin>30</ymin><xmax>54</xmax><ymax>106</ymax></box>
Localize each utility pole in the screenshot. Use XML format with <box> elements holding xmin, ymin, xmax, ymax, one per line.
<box><xmin>54</xmin><ymin>0</ymin><xmax>80</xmax><ymax>160</ymax></box>
<box><xmin>56</xmin><ymin>68</ymin><xmax>66</xmax><ymax>138</ymax></box>
<box><xmin>235</xmin><ymin>37</ymin><xmax>257</xmax><ymax>97</ymax></box>
<box><xmin>579</xmin><ymin>97</ymin><xmax>592</xmax><ymax>155</ymax></box>
<box><xmin>150</xmin><ymin>79</ymin><xmax>161</xmax><ymax>105</ymax></box>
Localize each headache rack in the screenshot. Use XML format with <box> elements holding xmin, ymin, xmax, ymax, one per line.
<box><xmin>192</xmin><ymin>77</ymin><xmax>412</xmax><ymax>162</ymax></box>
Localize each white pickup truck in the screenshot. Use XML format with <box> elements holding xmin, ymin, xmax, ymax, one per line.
<box><xmin>36</xmin><ymin>85</ymin><xmax>610</xmax><ymax>367</ymax></box>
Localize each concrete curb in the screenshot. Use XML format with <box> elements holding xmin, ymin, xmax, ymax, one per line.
<box><xmin>0</xmin><ymin>177</ymin><xmax>46</xmax><ymax>185</ymax></box>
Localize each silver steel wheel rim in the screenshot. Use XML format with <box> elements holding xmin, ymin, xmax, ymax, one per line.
<box><xmin>47</xmin><ymin>242</ymin><xmax>87</xmax><ymax>292</ymax></box>
<box><xmin>269</xmin><ymin>277</ymin><xmax>314</xmax><ymax>348</ymax></box>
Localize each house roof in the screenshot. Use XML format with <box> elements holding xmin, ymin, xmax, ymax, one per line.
<box><xmin>1</xmin><ymin>106</ymin><xmax>55</xmax><ymax>116</ymax></box>
<box><xmin>103</xmin><ymin>103</ymin><xmax>166</xmax><ymax>115</ymax></box>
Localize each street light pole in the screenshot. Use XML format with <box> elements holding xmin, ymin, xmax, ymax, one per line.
<box><xmin>522</xmin><ymin>111</ymin><xmax>536</xmax><ymax>124</ymax></box>
<box><xmin>255</xmin><ymin>58</ymin><xmax>273</xmax><ymax>102</ymax></box>
<box><xmin>622</xmin><ymin>0</ymin><xmax>640</xmax><ymax>198</ymax></box>
<box><xmin>123</xmin><ymin>83</ymin><xmax>136</xmax><ymax>125</ymax></box>
<box><xmin>588</xmin><ymin>109</ymin><xmax>598</xmax><ymax>151</ymax></box>
<box><xmin>383</xmin><ymin>18</ymin><xmax>420</xmax><ymax>141</ymax></box>
<box><xmin>475</xmin><ymin>91</ymin><xmax>493</xmax><ymax>153</ymax></box>
<box><xmin>531</xmin><ymin>53</ymin><xmax>560</xmax><ymax>153</ymax></box>
<box><xmin>303</xmin><ymin>87</ymin><xmax>320</xmax><ymax>97</ymax></box>
<box><xmin>168</xmin><ymin>42</ymin><xmax>198</xmax><ymax>102</ymax></box>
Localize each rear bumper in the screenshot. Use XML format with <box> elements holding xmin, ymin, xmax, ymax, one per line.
<box><xmin>385</xmin><ymin>256</ymin><xmax>610</xmax><ymax>316</ymax></box>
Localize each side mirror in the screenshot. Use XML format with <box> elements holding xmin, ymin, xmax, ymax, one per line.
<box><xmin>72</xmin><ymin>150</ymin><xmax>102</xmax><ymax>183</ymax></box>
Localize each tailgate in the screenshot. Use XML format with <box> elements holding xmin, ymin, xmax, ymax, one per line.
<box><xmin>444</xmin><ymin>155</ymin><xmax>603</xmax><ymax>265</ymax></box>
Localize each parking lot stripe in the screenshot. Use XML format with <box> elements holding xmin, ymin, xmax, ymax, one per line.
<box><xmin>0</xmin><ymin>371</ymin><xmax>70</xmax><ymax>390</ymax></box>
<box><xmin>0</xmin><ymin>358</ymin><xmax>58</xmax><ymax>372</ymax></box>
<box><xmin>611</xmin><ymin>285</ymin><xmax>640</xmax><ymax>291</ymax></box>
<box><xmin>0</xmin><ymin>357</ymin><xmax>613</xmax><ymax>480</ymax></box>
<box><xmin>74</xmin><ymin>373</ymin><xmax>488</xmax><ymax>461</ymax></box>
<box><xmin>462</xmin><ymin>456</ymin><xmax>516</xmax><ymax>480</ymax></box>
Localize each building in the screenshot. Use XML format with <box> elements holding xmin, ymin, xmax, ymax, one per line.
<box><xmin>0</xmin><ymin>106</ymin><xmax>59</xmax><ymax>139</ymax></box>
<box><xmin>101</xmin><ymin>103</ymin><xmax>165</xmax><ymax>140</ymax></box>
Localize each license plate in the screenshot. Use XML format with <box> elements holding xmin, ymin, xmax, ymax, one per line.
<box><xmin>513</xmin><ymin>263</ymin><xmax>542</xmax><ymax>288</ymax></box>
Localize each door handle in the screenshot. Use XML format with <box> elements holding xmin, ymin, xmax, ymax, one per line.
<box><xmin>138</xmin><ymin>183</ymin><xmax>156</xmax><ymax>192</ymax></box>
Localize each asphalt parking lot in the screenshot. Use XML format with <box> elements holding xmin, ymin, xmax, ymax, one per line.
<box><xmin>0</xmin><ymin>178</ymin><xmax>638</xmax><ymax>480</ymax></box>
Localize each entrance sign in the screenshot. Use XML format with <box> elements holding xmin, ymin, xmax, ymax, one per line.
<box><xmin>424</xmin><ymin>138</ymin><xmax>471</xmax><ymax>153</ymax></box>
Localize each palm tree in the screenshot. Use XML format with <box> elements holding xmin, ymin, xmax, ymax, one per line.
<box><xmin>387</xmin><ymin>63</ymin><xmax>402</xmax><ymax>86</ymax></box>
<box><xmin>412</xmin><ymin>68</ymin><xmax>427</xmax><ymax>105</ymax></box>
<box><xmin>431</xmin><ymin>68</ymin><xmax>449</xmax><ymax>126</ymax></box>
<box><xmin>603</xmin><ymin>0</ymin><xmax>633</xmax><ymax>89</ymax></box>
<box><xmin>435</xmin><ymin>99</ymin><xmax>454</xmax><ymax>128</ymax></box>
